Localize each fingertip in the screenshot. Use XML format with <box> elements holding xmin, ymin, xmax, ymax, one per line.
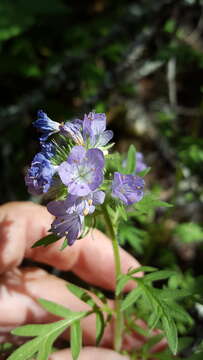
<box><xmin>49</xmin><ymin>347</ymin><xmax>129</xmax><ymax>360</ymax></box>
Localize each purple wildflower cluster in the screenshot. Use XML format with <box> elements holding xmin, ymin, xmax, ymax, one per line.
<box><xmin>25</xmin><ymin>110</ymin><xmax>146</xmax><ymax>245</ymax></box>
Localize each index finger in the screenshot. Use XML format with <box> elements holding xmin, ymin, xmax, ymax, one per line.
<box><xmin>0</xmin><ymin>202</ymin><xmax>142</xmax><ymax>290</ymax></box>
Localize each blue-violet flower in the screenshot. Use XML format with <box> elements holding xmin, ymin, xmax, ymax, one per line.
<box><xmin>136</xmin><ymin>152</ymin><xmax>147</xmax><ymax>173</ymax></box>
<box><xmin>25</xmin><ymin>153</ymin><xmax>56</xmax><ymax>195</ymax></box>
<box><xmin>33</xmin><ymin>110</ymin><xmax>60</xmax><ymax>141</ymax></box>
<box><xmin>58</xmin><ymin>145</ymin><xmax>104</xmax><ymax>196</ymax></box>
<box><xmin>83</xmin><ymin>111</ymin><xmax>113</xmax><ymax>147</ymax></box>
<box><xmin>47</xmin><ymin>200</ymin><xmax>84</xmax><ymax>245</ymax></box>
<box><xmin>112</xmin><ymin>172</ymin><xmax>144</xmax><ymax>205</ymax></box>
<box><xmin>40</xmin><ymin>142</ymin><xmax>55</xmax><ymax>159</ymax></box>
<box><xmin>60</xmin><ymin>121</ymin><xmax>84</xmax><ymax>145</ymax></box>
<box><xmin>64</xmin><ymin>190</ymin><xmax>105</xmax><ymax>216</ymax></box>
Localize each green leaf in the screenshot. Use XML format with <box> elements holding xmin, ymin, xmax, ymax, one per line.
<box><xmin>38</xmin><ymin>298</ymin><xmax>73</xmax><ymax>318</ymax></box>
<box><xmin>123</xmin><ymin>145</ymin><xmax>136</xmax><ymax>174</ymax></box>
<box><xmin>70</xmin><ymin>320</ymin><xmax>82</xmax><ymax>360</ymax></box>
<box><xmin>160</xmin><ymin>288</ymin><xmax>191</xmax><ymax>301</ymax></box>
<box><xmin>90</xmin><ymin>288</ymin><xmax>107</xmax><ymax>304</ymax></box>
<box><xmin>164</xmin><ymin>302</ymin><xmax>193</xmax><ymax>325</ymax></box>
<box><xmin>117</xmin><ymin>204</ymin><xmax>128</xmax><ymax>221</ymax></box>
<box><xmin>67</xmin><ymin>283</ymin><xmax>97</xmax><ymax>308</ymax></box>
<box><xmin>12</xmin><ymin>313</ymin><xmax>86</xmax><ymax>338</ymax></box>
<box><xmin>138</xmin><ymin>282</ymin><xmax>179</xmax><ymax>355</ymax></box>
<box><xmin>129</xmin><ymin>279</ymin><xmax>183</xmax><ymax>355</ymax></box>
<box><xmin>128</xmin><ymin>266</ymin><xmax>157</xmax><ymax>276</ymax></box>
<box><xmin>116</xmin><ymin>265</ymin><xmax>157</xmax><ymax>296</ymax></box>
<box><xmin>116</xmin><ymin>274</ymin><xmax>131</xmax><ymax>296</ymax></box>
<box><xmin>10</xmin><ymin>311</ymin><xmax>88</xmax><ymax>360</ymax></box>
<box><xmin>162</xmin><ymin>315</ymin><xmax>178</xmax><ymax>355</ymax></box>
<box><xmin>174</xmin><ymin>223</ymin><xmax>203</xmax><ymax>243</ymax></box>
<box><xmin>148</xmin><ymin>304</ymin><xmax>162</xmax><ymax>330</ymax></box>
<box><xmin>143</xmin><ymin>270</ymin><xmax>175</xmax><ymax>283</ymax></box>
<box><xmin>31</xmin><ymin>234</ymin><xmax>59</xmax><ymax>248</ymax></box>
<box><xmin>60</xmin><ymin>238</ymin><xmax>68</xmax><ymax>250</ymax></box>
<box><xmin>126</xmin><ymin>321</ymin><xmax>149</xmax><ymax>337</ymax></box>
<box><xmin>132</xmin><ymin>193</ymin><xmax>173</xmax><ymax>216</ymax></box>
<box><xmin>96</xmin><ymin>311</ymin><xmax>105</xmax><ymax>345</ymax></box>
<box><xmin>142</xmin><ymin>334</ymin><xmax>163</xmax><ymax>354</ymax></box>
<box><xmin>7</xmin><ymin>337</ymin><xmax>41</xmax><ymax>360</ymax></box>
<box><xmin>121</xmin><ymin>286</ymin><xmax>142</xmax><ymax>311</ymax></box>
<box><xmin>118</xmin><ymin>222</ymin><xmax>149</xmax><ymax>254</ymax></box>
<box><xmin>137</xmin><ymin>167</ymin><xmax>151</xmax><ymax>177</ymax></box>
<box><xmin>37</xmin><ymin>326</ymin><xmax>64</xmax><ymax>360</ymax></box>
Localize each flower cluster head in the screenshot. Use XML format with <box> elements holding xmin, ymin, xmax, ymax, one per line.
<box><xmin>60</xmin><ymin>111</ymin><xmax>113</xmax><ymax>149</ymax></box>
<box><xmin>25</xmin><ymin>109</ymin><xmax>146</xmax><ymax>246</ymax></box>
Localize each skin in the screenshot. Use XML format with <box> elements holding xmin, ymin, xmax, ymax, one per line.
<box><xmin>0</xmin><ymin>202</ymin><xmax>165</xmax><ymax>359</ymax></box>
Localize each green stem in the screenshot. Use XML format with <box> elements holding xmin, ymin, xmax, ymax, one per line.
<box><xmin>102</xmin><ymin>205</ymin><xmax>123</xmax><ymax>352</ymax></box>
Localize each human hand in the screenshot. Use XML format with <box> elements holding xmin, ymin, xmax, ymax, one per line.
<box><xmin>0</xmin><ymin>202</ymin><xmax>164</xmax><ymax>359</ymax></box>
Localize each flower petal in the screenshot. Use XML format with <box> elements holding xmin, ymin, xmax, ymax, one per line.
<box><xmin>67</xmin><ymin>145</ymin><xmax>86</xmax><ymax>164</ymax></box>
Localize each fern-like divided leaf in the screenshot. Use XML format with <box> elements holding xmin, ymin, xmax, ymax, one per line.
<box><xmin>129</xmin><ymin>193</ymin><xmax>173</xmax><ymax>218</ymax></box>
<box><xmin>67</xmin><ymin>283</ymin><xmax>109</xmax><ymax>346</ymax></box>
<box><xmin>8</xmin><ymin>300</ymin><xmax>88</xmax><ymax>360</ymax></box>
<box><xmin>120</xmin><ymin>269</ymin><xmax>192</xmax><ymax>355</ymax></box>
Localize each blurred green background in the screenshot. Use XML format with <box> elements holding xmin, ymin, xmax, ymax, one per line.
<box><xmin>1</xmin><ymin>0</ymin><xmax>203</xmax><ymax>356</ymax></box>
<box><xmin>1</xmin><ymin>0</ymin><xmax>202</xmax><ymax>205</ymax></box>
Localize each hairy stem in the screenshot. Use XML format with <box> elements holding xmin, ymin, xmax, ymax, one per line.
<box><xmin>103</xmin><ymin>205</ymin><xmax>123</xmax><ymax>352</ymax></box>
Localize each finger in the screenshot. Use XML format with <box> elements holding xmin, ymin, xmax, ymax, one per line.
<box><xmin>49</xmin><ymin>347</ymin><xmax>129</xmax><ymax>360</ymax></box>
<box><xmin>0</xmin><ymin>267</ymin><xmax>167</xmax><ymax>354</ymax></box>
<box><xmin>0</xmin><ymin>267</ymin><xmax>113</xmax><ymax>346</ymax></box>
<box><xmin>0</xmin><ymin>267</ymin><xmax>148</xmax><ymax>350</ymax></box>
<box><xmin>0</xmin><ymin>202</ymin><xmax>142</xmax><ymax>290</ymax></box>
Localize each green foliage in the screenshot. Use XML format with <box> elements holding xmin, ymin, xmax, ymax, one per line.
<box><xmin>118</xmin><ymin>221</ymin><xmax>149</xmax><ymax>254</ymax></box>
<box><xmin>118</xmin><ymin>269</ymin><xmax>192</xmax><ymax>355</ymax></box>
<box><xmin>8</xmin><ymin>299</ymin><xmax>88</xmax><ymax>360</ymax></box>
<box><xmin>132</xmin><ymin>193</ymin><xmax>173</xmax><ymax>216</ymax></box>
<box><xmin>1</xmin><ymin>0</ymin><xmax>203</xmax><ymax>358</ymax></box>
<box><xmin>9</xmin><ymin>319</ymin><xmax>84</xmax><ymax>360</ymax></box>
<box><xmin>116</xmin><ymin>266</ymin><xmax>157</xmax><ymax>296</ymax></box>
<box><xmin>67</xmin><ymin>283</ymin><xmax>97</xmax><ymax>309</ymax></box>
<box><xmin>174</xmin><ymin>223</ymin><xmax>203</xmax><ymax>243</ymax></box>
<box><xmin>164</xmin><ymin>19</ymin><xmax>176</xmax><ymax>34</ymax></box>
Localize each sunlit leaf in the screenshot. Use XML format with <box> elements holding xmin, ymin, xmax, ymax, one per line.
<box><xmin>162</xmin><ymin>315</ymin><xmax>178</xmax><ymax>355</ymax></box>
<box><xmin>38</xmin><ymin>298</ymin><xmax>73</xmax><ymax>318</ymax></box>
<box><xmin>70</xmin><ymin>320</ymin><xmax>82</xmax><ymax>360</ymax></box>
<box><xmin>121</xmin><ymin>286</ymin><xmax>142</xmax><ymax>311</ymax></box>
